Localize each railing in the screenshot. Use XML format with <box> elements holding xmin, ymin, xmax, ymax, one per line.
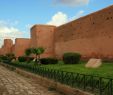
<box><xmin>3</xmin><ymin>62</ymin><xmax>113</xmax><ymax>95</ymax></box>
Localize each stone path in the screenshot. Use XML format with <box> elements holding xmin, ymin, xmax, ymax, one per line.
<box><xmin>0</xmin><ymin>65</ymin><xmax>62</xmax><ymax>95</ymax></box>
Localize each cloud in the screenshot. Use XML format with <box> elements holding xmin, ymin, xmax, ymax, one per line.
<box><xmin>47</xmin><ymin>10</ymin><xmax>84</xmax><ymax>26</ymax></box>
<box><xmin>47</xmin><ymin>12</ymin><xmax>68</xmax><ymax>26</ymax></box>
<box><xmin>0</xmin><ymin>20</ymin><xmax>24</xmax><ymax>47</ymax></box>
<box><xmin>54</xmin><ymin>0</ymin><xmax>89</xmax><ymax>7</ymax></box>
<box><xmin>0</xmin><ymin>20</ymin><xmax>19</xmax><ymax>27</ymax></box>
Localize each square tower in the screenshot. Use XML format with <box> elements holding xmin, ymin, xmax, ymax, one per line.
<box><xmin>14</xmin><ymin>38</ymin><xmax>31</xmax><ymax>57</ymax></box>
<box><xmin>1</xmin><ymin>39</ymin><xmax>13</xmax><ymax>55</ymax></box>
<box><xmin>30</xmin><ymin>25</ymin><xmax>56</xmax><ymax>57</ymax></box>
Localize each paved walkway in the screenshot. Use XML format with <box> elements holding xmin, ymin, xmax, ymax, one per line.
<box><xmin>0</xmin><ymin>65</ymin><xmax>62</xmax><ymax>95</ymax></box>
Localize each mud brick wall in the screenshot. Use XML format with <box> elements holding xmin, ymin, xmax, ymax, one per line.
<box><xmin>30</xmin><ymin>25</ymin><xmax>56</xmax><ymax>58</ymax></box>
<box><xmin>14</xmin><ymin>38</ymin><xmax>31</xmax><ymax>57</ymax></box>
<box><xmin>0</xmin><ymin>39</ymin><xmax>13</xmax><ymax>55</ymax></box>
<box><xmin>54</xmin><ymin>5</ymin><xmax>113</xmax><ymax>59</ymax></box>
<box><xmin>0</xmin><ymin>5</ymin><xmax>113</xmax><ymax>60</ymax></box>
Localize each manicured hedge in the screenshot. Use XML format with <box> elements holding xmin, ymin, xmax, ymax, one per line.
<box><xmin>18</xmin><ymin>56</ymin><xmax>26</xmax><ymax>62</ymax></box>
<box><xmin>0</xmin><ymin>54</ymin><xmax>15</xmax><ymax>63</ymax></box>
<box><xmin>40</xmin><ymin>58</ymin><xmax>58</xmax><ymax>65</ymax></box>
<box><xmin>0</xmin><ymin>55</ymin><xmax>8</xmax><ymax>61</ymax></box>
<box><xmin>63</xmin><ymin>52</ymin><xmax>81</xmax><ymax>64</ymax></box>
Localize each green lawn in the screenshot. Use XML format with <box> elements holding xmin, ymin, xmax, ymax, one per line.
<box><xmin>14</xmin><ymin>61</ymin><xmax>113</xmax><ymax>79</ymax></box>
<box><xmin>40</xmin><ymin>61</ymin><xmax>113</xmax><ymax>79</ymax></box>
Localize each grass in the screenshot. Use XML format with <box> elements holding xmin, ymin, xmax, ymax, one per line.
<box><xmin>13</xmin><ymin>60</ymin><xmax>113</xmax><ymax>79</ymax></box>
<box><xmin>40</xmin><ymin>61</ymin><xmax>113</xmax><ymax>79</ymax></box>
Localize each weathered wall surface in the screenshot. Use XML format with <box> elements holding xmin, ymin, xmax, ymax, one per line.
<box><xmin>55</xmin><ymin>5</ymin><xmax>113</xmax><ymax>59</ymax></box>
<box><xmin>0</xmin><ymin>5</ymin><xmax>113</xmax><ymax>59</ymax></box>
<box><xmin>14</xmin><ymin>38</ymin><xmax>31</xmax><ymax>57</ymax></box>
<box><xmin>30</xmin><ymin>25</ymin><xmax>56</xmax><ymax>57</ymax></box>
<box><xmin>0</xmin><ymin>39</ymin><xmax>13</xmax><ymax>55</ymax></box>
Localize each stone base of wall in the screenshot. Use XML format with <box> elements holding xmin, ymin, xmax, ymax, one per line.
<box><xmin>0</xmin><ymin>63</ymin><xmax>93</xmax><ymax>95</ymax></box>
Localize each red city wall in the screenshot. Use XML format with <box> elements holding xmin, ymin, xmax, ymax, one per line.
<box><xmin>0</xmin><ymin>5</ymin><xmax>113</xmax><ymax>59</ymax></box>
<box><xmin>0</xmin><ymin>39</ymin><xmax>13</xmax><ymax>55</ymax></box>
<box><xmin>30</xmin><ymin>25</ymin><xmax>56</xmax><ymax>58</ymax></box>
<box><xmin>54</xmin><ymin>5</ymin><xmax>113</xmax><ymax>59</ymax></box>
<box><xmin>14</xmin><ymin>38</ymin><xmax>31</xmax><ymax>57</ymax></box>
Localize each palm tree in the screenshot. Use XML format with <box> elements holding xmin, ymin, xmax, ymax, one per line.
<box><xmin>31</xmin><ymin>47</ymin><xmax>45</xmax><ymax>63</ymax></box>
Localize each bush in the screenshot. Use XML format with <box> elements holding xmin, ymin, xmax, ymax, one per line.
<box><xmin>40</xmin><ymin>58</ymin><xmax>58</xmax><ymax>65</ymax></box>
<box><xmin>0</xmin><ymin>54</ymin><xmax>15</xmax><ymax>63</ymax></box>
<box><xmin>5</xmin><ymin>53</ymin><xmax>16</xmax><ymax>62</ymax></box>
<box><xmin>63</xmin><ymin>52</ymin><xmax>81</xmax><ymax>64</ymax></box>
<box><xmin>0</xmin><ymin>55</ymin><xmax>8</xmax><ymax>60</ymax></box>
<box><xmin>18</xmin><ymin>56</ymin><xmax>26</xmax><ymax>62</ymax></box>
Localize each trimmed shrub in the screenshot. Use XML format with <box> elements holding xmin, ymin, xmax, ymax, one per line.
<box><xmin>5</xmin><ymin>53</ymin><xmax>16</xmax><ymax>62</ymax></box>
<box><xmin>63</xmin><ymin>52</ymin><xmax>81</xmax><ymax>64</ymax></box>
<box><xmin>0</xmin><ymin>54</ymin><xmax>15</xmax><ymax>63</ymax></box>
<box><xmin>18</xmin><ymin>56</ymin><xmax>26</xmax><ymax>62</ymax></box>
<box><xmin>40</xmin><ymin>58</ymin><xmax>58</xmax><ymax>65</ymax></box>
<box><xmin>0</xmin><ymin>55</ymin><xmax>8</xmax><ymax>61</ymax></box>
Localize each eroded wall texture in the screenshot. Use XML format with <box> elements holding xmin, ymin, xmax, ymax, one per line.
<box><xmin>14</xmin><ymin>38</ymin><xmax>31</xmax><ymax>57</ymax></box>
<box><xmin>55</xmin><ymin>5</ymin><xmax>113</xmax><ymax>59</ymax></box>
<box><xmin>30</xmin><ymin>25</ymin><xmax>56</xmax><ymax>57</ymax></box>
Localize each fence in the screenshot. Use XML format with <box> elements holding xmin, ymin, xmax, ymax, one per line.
<box><xmin>3</xmin><ymin>62</ymin><xmax>113</xmax><ymax>95</ymax></box>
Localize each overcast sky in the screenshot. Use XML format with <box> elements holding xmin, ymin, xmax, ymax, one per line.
<box><xmin>0</xmin><ymin>0</ymin><xmax>113</xmax><ymax>46</ymax></box>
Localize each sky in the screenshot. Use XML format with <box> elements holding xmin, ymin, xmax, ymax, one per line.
<box><xmin>0</xmin><ymin>0</ymin><xmax>113</xmax><ymax>46</ymax></box>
